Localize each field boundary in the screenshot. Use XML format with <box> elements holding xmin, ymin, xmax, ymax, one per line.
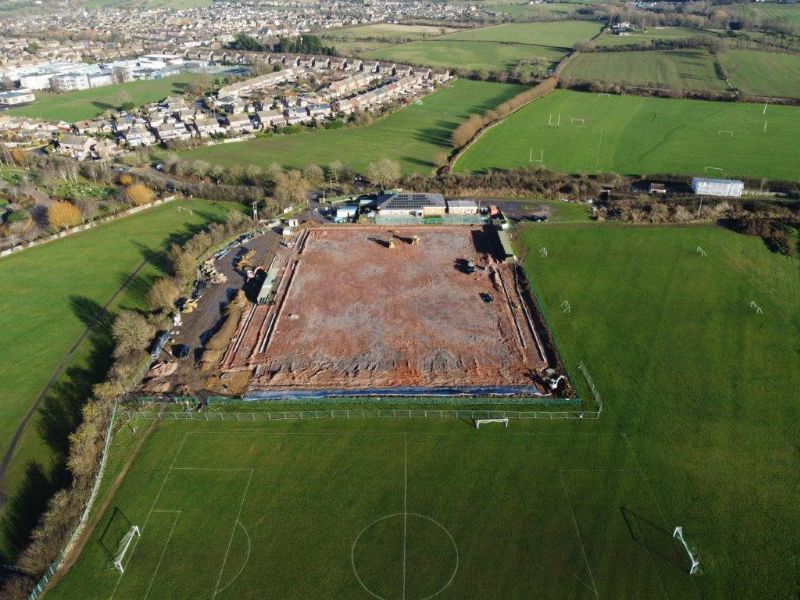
<box><xmin>120</xmin><ymin>401</ymin><xmax>601</xmax><ymax>423</ymax></box>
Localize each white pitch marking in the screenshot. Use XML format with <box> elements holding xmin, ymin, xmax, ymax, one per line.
<box><xmin>402</xmin><ymin>433</ymin><xmax>408</xmax><ymax>600</ymax></box>
<box><xmin>559</xmin><ymin>469</ymin><xmax>599</xmax><ymax>599</ymax></box>
<box><xmin>142</xmin><ymin>511</ymin><xmax>182</xmax><ymax>600</ymax></box>
<box><xmin>213</xmin><ymin>470</ymin><xmax>254</xmax><ymax>597</ymax></box>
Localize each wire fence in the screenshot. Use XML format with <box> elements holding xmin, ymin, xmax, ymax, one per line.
<box><xmin>122</xmin><ymin>404</ymin><xmax>601</xmax><ymax>423</ymax></box>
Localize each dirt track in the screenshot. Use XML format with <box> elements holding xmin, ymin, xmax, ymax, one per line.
<box><xmin>225</xmin><ymin>226</ymin><xmax>550</xmax><ymax>393</ymax></box>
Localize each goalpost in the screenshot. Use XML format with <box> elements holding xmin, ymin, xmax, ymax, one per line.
<box><xmin>717</xmin><ymin>130</ymin><xmax>734</xmax><ymax>136</ymax></box>
<box><xmin>113</xmin><ymin>525</ymin><xmax>141</xmax><ymax>573</ymax></box>
<box><xmin>673</xmin><ymin>527</ymin><xmax>700</xmax><ymax>575</ymax></box>
<box><xmin>547</xmin><ymin>113</ymin><xmax>561</xmax><ymax>127</ymax></box>
<box><xmin>475</xmin><ymin>418</ymin><xmax>509</xmax><ymax>429</ymax></box>
<box><xmin>570</xmin><ymin>118</ymin><xmax>585</xmax><ymax>127</ymax></box>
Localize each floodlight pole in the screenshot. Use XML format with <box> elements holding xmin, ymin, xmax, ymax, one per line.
<box><xmin>252</xmin><ymin>200</ymin><xmax>258</xmax><ymax>221</ymax></box>
<box><xmin>696</xmin><ymin>198</ymin><xmax>703</xmax><ymax>220</ymax></box>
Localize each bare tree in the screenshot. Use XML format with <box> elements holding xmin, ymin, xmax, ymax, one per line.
<box><xmin>365</xmin><ymin>159</ymin><xmax>401</xmax><ymax>191</ymax></box>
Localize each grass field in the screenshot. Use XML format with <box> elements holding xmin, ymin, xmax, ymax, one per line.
<box><xmin>180</xmin><ymin>80</ymin><xmax>524</xmax><ymax>174</ymax></box>
<box><xmin>482</xmin><ymin>1</ymin><xmax>583</xmax><ymax>19</ymax></box>
<box><xmin>0</xmin><ymin>200</ymin><xmax>236</xmax><ymax>556</ymax></box>
<box><xmin>721</xmin><ymin>49</ymin><xmax>800</xmax><ymax>98</ymax></box>
<box><xmin>441</xmin><ymin>20</ymin><xmax>603</xmax><ymax>48</ymax></box>
<box><xmin>320</xmin><ymin>24</ymin><xmax>457</xmax><ymax>54</ymax></box>
<box><xmin>5</xmin><ymin>74</ymin><xmax>197</xmax><ymax>122</ymax></box>
<box><xmin>455</xmin><ymin>90</ymin><xmax>800</xmax><ymax>180</ymax></box>
<box><xmin>366</xmin><ymin>39</ymin><xmax>566</xmax><ymax>71</ymax></box>
<box><xmin>560</xmin><ymin>50</ymin><xmax>727</xmax><ymax>93</ymax></box>
<box><xmin>737</xmin><ymin>1</ymin><xmax>800</xmax><ymax>28</ymax></box>
<box><xmin>593</xmin><ymin>26</ymin><xmax>719</xmax><ymax>48</ymax></box>
<box><xmin>49</xmin><ymin>224</ymin><xmax>800</xmax><ymax>599</ymax></box>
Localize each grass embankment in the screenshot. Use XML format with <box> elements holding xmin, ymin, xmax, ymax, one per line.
<box><xmin>454</xmin><ymin>89</ymin><xmax>800</xmax><ymax>181</ymax></box>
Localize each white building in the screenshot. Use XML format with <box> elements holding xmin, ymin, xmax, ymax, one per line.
<box><xmin>88</xmin><ymin>73</ymin><xmax>114</xmax><ymax>88</ymax></box>
<box><xmin>0</xmin><ymin>89</ymin><xmax>35</xmax><ymax>106</ymax></box>
<box><xmin>447</xmin><ymin>199</ymin><xmax>479</xmax><ymax>215</ymax></box>
<box><xmin>51</xmin><ymin>73</ymin><xmax>90</xmax><ymax>92</ymax></box>
<box><xmin>691</xmin><ymin>177</ymin><xmax>744</xmax><ymax>198</ymax></box>
<box><xmin>18</xmin><ymin>72</ymin><xmax>54</xmax><ymax>91</ymax></box>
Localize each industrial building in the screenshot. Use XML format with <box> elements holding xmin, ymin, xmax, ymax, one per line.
<box><xmin>691</xmin><ymin>177</ymin><xmax>744</xmax><ymax>198</ymax></box>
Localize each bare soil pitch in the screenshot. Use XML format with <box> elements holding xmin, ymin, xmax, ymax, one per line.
<box><xmin>225</xmin><ymin>226</ymin><xmax>552</xmax><ymax>394</ymax></box>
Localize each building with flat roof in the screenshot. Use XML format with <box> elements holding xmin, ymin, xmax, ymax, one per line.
<box><xmin>691</xmin><ymin>177</ymin><xmax>744</xmax><ymax>198</ymax></box>
<box><xmin>376</xmin><ymin>192</ymin><xmax>446</xmax><ymax>217</ymax></box>
<box><xmin>446</xmin><ymin>199</ymin><xmax>478</xmax><ymax>215</ymax></box>
<box><xmin>0</xmin><ymin>89</ymin><xmax>35</xmax><ymax>106</ymax></box>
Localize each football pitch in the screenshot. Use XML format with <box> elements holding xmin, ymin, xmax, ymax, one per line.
<box><xmin>454</xmin><ymin>90</ymin><xmax>800</xmax><ymax>181</ymax></box>
<box><xmin>49</xmin><ymin>224</ymin><xmax>800</xmax><ymax>599</ymax></box>
<box><xmin>50</xmin><ymin>420</ymin><xmax>698</xmax><ymax>600</ymax></box>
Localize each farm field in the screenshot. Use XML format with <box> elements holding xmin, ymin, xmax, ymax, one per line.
<box><xmin>455</xmin><ymin>90</ymin><xmax>800</xmax><ymax>180</ymax></box>
<box><xmin>320</xmin><ymin>23</ymin><xmax>457</xmax><ymax>54</ymax></box>
<box><xmin>481</xmin><ymin>1</ymin><xmax>583</xmax><ymax>19</ymax></box>
<box><xmin>366</xmin><ymin>39</ymin><xmax>566</xmax><ymax>71</ymax></box>
<box><xmin>0</xmin><ymin>199</ymin><xmax>236</xmax><ymax>555</ymax></box>
<box><xmin>5</xmin><ymin>74</ymin><xmax>197</xmax><ymax>122</ymax></box>
<box><xmin>593</xmin><ymin>26</ymin><xmax>719</xmax><ymax>47</ymax></box>
<box><xmin>442</xmin><ymin>20</ymin><xmax>603</xmax><ymax>48</ymax></box>
<box><xmin>50</xmin><ymin>224</ymin><xmax>800</xmax><ymax>599</ymax></box>
<box><xmin>736</xmin><ymin>1</ymin><xmax>800</xmax><ymax>28</ymax></box>
<box><xmin>180</xmin><ymin>80</ymin><xmax>524</xmax><ymax>174</ymax></box>
<box><xmin>560</xmin><ymin>50</ymin><xmax>726</xmax><ymax>92</ymax></box>
<box><xmin>721</xmin><ymin>49</ymin><xmax>800</xmax><ymax>98</ymax></box>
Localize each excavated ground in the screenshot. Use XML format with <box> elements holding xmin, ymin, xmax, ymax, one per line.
<box><xmin>224</xmin><ymin>226</ymin><xmax>552</xmax><ymax>394</ymax></box>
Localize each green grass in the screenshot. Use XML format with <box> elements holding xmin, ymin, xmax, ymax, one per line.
<box><xmin>455</xmin><ymin>89</ymin><xmax>800</xmax><ymax>181</ymax></box>
<box><xmin>593</xmin><ymin>26</ymin><xmax>718</xmax><ymax>48</ymax></box>
<box><xmin>366</xmin><ymin>39</ymin><xmax>566</xmax><ymax>71</ymax></box>
<box><xmin>482</xmin><ymin>1</ymin><xmax>583</xmax><ymax>19</ymax></box>
<box><xmin>736</xmin><ymin>1</ymin><xmax>800</xmax><ymax>28</ymax></box>
<box><xmin>49</xmin><ymin>224</ymin><xmax>800</xmax><ymax>599</ymax></box>
<box><xmin>0</xmin><ymin>200</ymin><xmax>236</xmax><ymax>543</ymax></box>
<box><xmin>5</xmin><ymin>74</ymin><xmax>198</xmax><ymax>122</ymax></box>
<box><xmin>442</xmin><ymin>20</ymin><xmax>603</xmax><ymax>48</ymax></box>
<box><xmin>320</xmin><ymin>23</ymin><xmax>458</xmax><ymax>54</ymax></box>
<box><xmin>721</xmin><ymin>49</ymin><xmax>800</xmax><ymax>98</ymax></box>
<box><xmin>179</xmin><ymin>80</ymin><xmax>524</xmax><ymax>175</ymax></box>
<box><xmin>561</xmin><ymin>50</ymin><xmax>727</xmax><ymax>92</ymax></box>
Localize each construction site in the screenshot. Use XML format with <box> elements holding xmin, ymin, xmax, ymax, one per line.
<box><xmin>179</xmin><ymin>224</ymin><xmax>570</xmax><ymax>400</ymax></box>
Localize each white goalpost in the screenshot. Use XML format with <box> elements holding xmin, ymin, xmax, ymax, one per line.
<box><xmin>113</xmin><ymin>525</ymin><xmax>141</xmax><ymax>573</ymax></box>
<box><xmin>673</xmin><ymin>527</ymin><xmax>700</xmax><ymax>575</ymax></box>
<box><xmin>717</xmin><ymin>130</ymin><xmax>734</xmax><ymax>136</ymax></box>
<box><xmin>475</xmin><ymin>418</ymin><xmax>509</xmax><ymax>429</ymax></box>
<box><xmin>570</xmin><ymin>118</ymin><xmax>585</xmax><ymax>127</ymax></box>
<box><xmin>529</xmin><ymin>148</ymin><xmax>544</xmax><ymax>166</ymax></box>
<box><xmin>547</xmin><ymin>113</ymin><xmax>561</xmax><ymax>127</ymax></box>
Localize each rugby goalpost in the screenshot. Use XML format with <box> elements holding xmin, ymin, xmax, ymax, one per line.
<box><xmin>717</xmin><ymin>130</ymin><xmax>734</xmax><ymax>136</ymax></box>
<box><xmin>673</xmin><ymin>526</ymin><xmax>700</xmax><ymax>575</ymax></box>
<box><xmin>529</xmin><ymin>148</ymin><xmax>544</xmax><ymax>166</ymax></box>
<box><xmin>113</xmin><ymin>525</ymin><xmax>141</xmax><ymax>573</ymax></box>
<box><xmin>547</xmin><ymin>113</ymin><xmax>561</xmax><ymax>127</ymax></box>
<box><xmin>475</xmin><ymin>418</ymin><xmax>509</xmax><ymax>429</ymax></box>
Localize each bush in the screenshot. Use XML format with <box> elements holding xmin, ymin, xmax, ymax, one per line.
<box><xmin>123</xmin><ymin>183</ymin><xmax>154</xmax><ymax>206</ymax></box>
<box><xmin>48</xmin><ymin>201</ymin><xmax>81</xmax><ymax>229</ymax></box>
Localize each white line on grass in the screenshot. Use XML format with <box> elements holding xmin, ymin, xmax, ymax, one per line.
<box><xmin>143</xmin><ymin>511</ymin><xmax>181</xmax><ymax>600</ymax></box>
<box><xmin>403</xmin><ymin>433</ymin><xmax>408</xmax><ymax>600</ymax></box>
<box><xmin>214</xmin><ymin>520</ymin><xmax>252</xmax><ymax>596</ymax></box>
<box><xmin>109</xmin><ymin>433</ymin><xmax>190</xmax><ymax>600</ymax></box>
<box><xmin>559</xmin><ymin>469</ymin><xmax>599</xmax><ymax>599</ymax></box>
<box><xmin>214</xmin><ymin>469</ymin><xmax>254</xmax><ymax>598</ymax></box>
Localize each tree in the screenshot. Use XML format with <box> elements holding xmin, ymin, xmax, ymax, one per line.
<box><xmin>433</xmin><ymin>152</ymin><xmax>449</xmax><ymax>168</ymax></box>
<box><xmin>116</xmin><ymin>90</ymin><xmax>131</xmax><ymax>110</ymax></box>
<box><xmin>123</xmin><ymin>183</ymin><xmax>154</xmax><ymax>206</ymax></box>
<box><xmin>303</xmin><ymin>163</ymin><xmax>324</xmax><ymax>186</ymax></box>
<box><xmin>112</xmin><ymin>310</ymin><xmax>156</xmax><ymax>357</ymax></box>
<box><xmin>328</xmin><ymin>160</ymin><xmax>343</xmax><ymax>185</ymax></box>
<box><xmin>48</xmin><ymin>201</ymin><xmax>81</xmax><ymax>229</ymax></box>
<box><xmin>274</xmin><ymin>170</ymin><xmax>309</xmax><ymax>207</ymax></box>
<box><xmin>147</xmin><ymin>277</ymin><xmax>180</xmax><ymax>312</ymax></box>
<box><xmin>264</xmin><ymin>162</ymin><xmax>284</xmax><ymax>185</ymax></box>
<box><xmin>365</xmin><ymin>159</ymin><xmax>401</xmax><ymax>190</ymax></box>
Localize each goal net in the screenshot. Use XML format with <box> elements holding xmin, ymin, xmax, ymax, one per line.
<box><xmin>475</xmin><ymin>418</ymin><xmax>509</xmax><ymax>429</ymax></box>
<box><xmin>673</xmin><ymin>526</ymin><xmax>700</xmax><ymax>575</ymax></box>
<box><xmin>113</xmin><ymin>525</ymin><xmax>140</xmax><ymax>573</ymax></box>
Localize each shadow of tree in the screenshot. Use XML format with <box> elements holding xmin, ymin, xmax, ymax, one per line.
<box><xmin>0</xmin><ymin>298</ymin><xmax>114</xmax><ymax>563</ymax></box>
